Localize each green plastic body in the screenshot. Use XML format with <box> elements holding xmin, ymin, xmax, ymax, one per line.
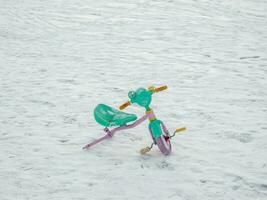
<box><xmin>128</xmin><ymin>88</ymin><xmax>152</xmax><ymax>110</ymax></box>
<box><xmin>149</xmin><ymin>120</ymin><xmax>163</xmax><ymax>139</ymax></box>
<box><xmin>94</xmin><ymin>87</ymin><xmax>164</xmax><ymax>142</ymax></box>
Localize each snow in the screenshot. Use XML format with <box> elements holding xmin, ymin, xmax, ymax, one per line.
<box><xmin>1</xmin><ymin>0</ymin><xmax>267</xmax><ymax>199</ymax></box>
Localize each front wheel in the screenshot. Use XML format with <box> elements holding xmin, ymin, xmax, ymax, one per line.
<box><xmin>156</xmin><ymin>135</ymin><xmax>172</xmax><ymax>155</ymax></box>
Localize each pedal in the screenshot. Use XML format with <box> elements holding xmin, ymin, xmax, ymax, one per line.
<box><xmin>175</xmin><ymin>127</ymin><xmax>186</xmax><ymax>133</ymax></box>
<box><xmin>140</xmin><ymin>146</ymin><xmax>151</xmax><ymax>155</ymax></box>
<box><xmin>169</xmin><ymin>127</ymin><xmax>187</xmax><ymax>138</ymax></box>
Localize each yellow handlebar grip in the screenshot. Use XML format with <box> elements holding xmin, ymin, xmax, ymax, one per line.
<box><xmin>119</xmin><ymin>101</ymin><xmax>131</xmax><ymax>110</ymax></box>
<box><xmin>154</xmin><ymin>85</ymin><xmax>168</xmax><ymax>93</ymax></box>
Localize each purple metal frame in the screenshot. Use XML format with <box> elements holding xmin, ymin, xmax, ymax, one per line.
<box><xmin>83</xmin><ymin>114</ymin><xmax>150</xmax><ymax>150</ymax></box>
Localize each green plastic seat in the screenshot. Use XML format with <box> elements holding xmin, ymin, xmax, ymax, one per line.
<box><xmin>94</xmin><ymin>104</ymin><xmax>137</xmax><ymax>127</ymax></box>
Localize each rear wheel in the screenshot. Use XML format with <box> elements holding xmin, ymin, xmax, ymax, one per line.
<box><xmin>156</xmin><ymin>135</ymin><xmax>171</xmax><ymax>155</ymax></box>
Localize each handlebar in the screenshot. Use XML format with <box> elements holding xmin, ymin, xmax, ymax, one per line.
<box><xmin>119</xmin><ymin>101</ymin><xmax>131</xmax><ymax>110</ymax></box>
<box><xmin>119</xmin><ymin>85</ymin><xmax>167</xmax><ymax>110</ymax></box>
<box><xmin>148</xmin><ymin>85</ymin><xmax>168</xmax><ymax>93</ymax></box>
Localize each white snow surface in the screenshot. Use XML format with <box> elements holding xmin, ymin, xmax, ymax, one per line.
<box><xmin>1</xmin><ymin>0</ymin><xmax>267</xmax><ymax>199</ymax></box>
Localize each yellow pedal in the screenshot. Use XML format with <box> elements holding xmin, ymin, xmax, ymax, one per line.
<box><xmin>140</xmin><ymin>147</ymin><xmax>151</xmax><ymax>155</ymax></box>
<box><xmin>175</xmin><ymin>127</ymin><xmax>187</xmax><ymax>133</ymax></box>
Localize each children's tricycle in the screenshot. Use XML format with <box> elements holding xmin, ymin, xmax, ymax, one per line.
<box><xmin>83</xmin><ymin>85</ymin><xmax>186</xmax><ymax>155</ymax></box>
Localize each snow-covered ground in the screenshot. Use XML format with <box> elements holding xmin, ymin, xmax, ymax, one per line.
<box><xmin>1</xmin><ymin>0</ymin><xmax>267</xmax><ymax>199</ymax></box>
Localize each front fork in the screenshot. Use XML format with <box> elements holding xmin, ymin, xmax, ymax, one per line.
<box><xmin>140</xmin><ymin>120</ymin><xmax>171</xmax><ymax>155</ymax></box>
<box><xmin>149</xmin><ymin>120</ymin><xmax>170</xmax><ymax>142</ymax></box>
